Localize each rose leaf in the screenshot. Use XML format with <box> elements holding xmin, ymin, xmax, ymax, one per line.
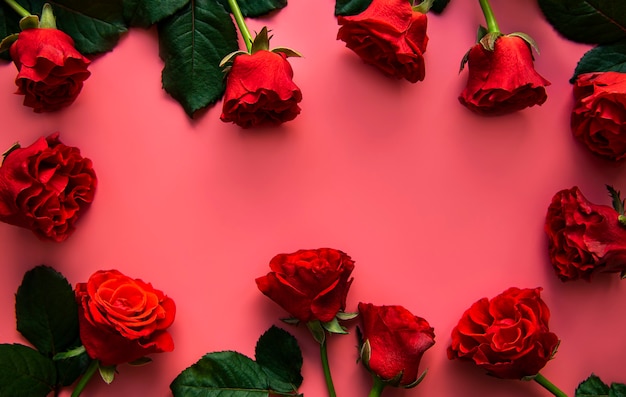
<box><xmin>571</xmin><ymin>40</ymin><xmax>626</xmax><ymax>82</ymax></box>
<box><xmin>255</xmin><ymin>326</ymin><xmax>303</xmax><ymax>392</ymax></box>
<box><xmin>576</xmin><ymin>373</ymin><xmax>610</xmax><ymax>396</ymax></box>
<box><xmin>538</xmin><ymin>0</ymin><xmax>626</xmax><ymax>45</ymax></box>
<box><xmin>216</xmin><ymin>0</ymin><xmax>287</xmax><ymax>17</ymax></box>
<box><xmin>0</xmin><ymin>344</ymin><xmax>56</xmax><ymax>397</ymax></box>
<box><xmin>123</xmin><ymin>0</ymin><xmax>189</xmax><ymax>28</ymax></box>
<box><xmin>610</xmin><ymin>383</ymin><xmax>626</xmax><ymax>397</ymax></box>
<box><xmin>157</xmin><ymin>0</ymin><xmax>239</xmax><ymax>117</ymax></box>
<box><xmin>430</xmin><ymin>0</ymin><xmax>451</xmax><ymax>14</ymax></box>
<box><xmin>335</xmin><ymin>0</ymin><xmax>373</xmax><ymax>16</ymax></box>
<box><xmin>15</xmin><ymin>265</ymin><xmax>80</xmax><ymax>358</ymax></box>
<box><xmin>53</xmin><ymin>348</ymin><xmax>92</xmax><ymax>387</ymax></box>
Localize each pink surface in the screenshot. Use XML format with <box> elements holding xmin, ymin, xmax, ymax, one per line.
<box><xmin>1</xmin><ymin>1</ymin><xmax>625</xmax><ymax>396</ymax></box>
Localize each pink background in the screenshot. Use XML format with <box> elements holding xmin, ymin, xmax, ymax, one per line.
<box><xmin>1</xmin><ymin>1</ymin><xmax>625</xmax><ymax>396</ymax></box>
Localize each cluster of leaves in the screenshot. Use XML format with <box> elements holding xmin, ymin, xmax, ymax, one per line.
<box><xmin>538</xmin><ymin>0</ymin><xmax>626</xmax><ymax>82</ymax></box>
<box><xmin>0</xmin><ymin>266</ymin><xmax>91</xmax><ymax>397</ymax></box>
<box><xmin>335</xmin><ymin>0</ymin><xmax>450</xmax><ymax>16</ymax></box>
<box><xmin>170</xmin><ymin>325</ymin><xmax>303</xmax><ymax>397</ymax></box>
<box><xmin>576</xmin><ymin>374</ymin><xmax>626</xmax><ymax>397</ymax></box>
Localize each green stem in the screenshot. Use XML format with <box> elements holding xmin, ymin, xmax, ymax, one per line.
<box><xmin>227</xmin><ymin>0</ymin><xmax>252</xmax><ymax>52</ymax></box>
<box><xmin>478</xmin><ymin>0</ymin><xmax>500</xmax><ymax>34</ymax></box>
<box><xmin>320</xmin><ymin>338</ymin><xmax>337</xmax><ymax>397</ymax></box>
<box><xmin>533</xmin><ymin>373</ymin><xmax>569</xmax><ymax>397</ymax></box>
<box><xmin>71</xmin><ymin>359</ymin><xmax>99</xmax><ymax>397</ymax></box>
<box><xmin>368</xmin><ymin>375</ymin><xmax>386</xmax><ymax>397</ymax></box>
<box><xmin>3</xmin><ymin>0</ymin><xmax>31</xmax><ymax>18</ymax></box>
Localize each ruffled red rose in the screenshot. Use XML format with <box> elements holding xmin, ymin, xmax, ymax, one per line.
<box><xmin>447</xmin><ymin>287</ymin><xmax>559</xmax><ymax>379</ymax></box>
<box><xmin>337</xmin><ymin>0</ymin><xmax>428</xmax><ymax>83</ymax></box>
<box><xmin>220</xmin><ymin>50</ymin><xmax>302</xmax><ymax>128</ymax></box>
<box><xmin>459</xmin><ymin>35</ymin><xmax>550</xmax><ymax>116</ymax></box>
<box><xmin>0</xmin><ymin>133</ymin><xmax>96</xmax><ymax>242</ymax></box>
<box><xmin>76</xmin><ymin>270</ymin><xmax>176</xmax><ymax>366</ymax></box>
<box><xmin>10</xmin><ymin>28</ymin><xmax>90</xmax><ymax>113</ymax></box>
<box><xmin>256</xmin><ymin>248</ymin><xmax>355</xmax><ymax>323</ymax></box>
<box><xmin>571</xmin><ymin>71</ymin><xmax>626</xmax><ymax>161</ymax></box>
<box><xmin>545</xmin><ymin>186</ymin><xmax>626</xmax><ymax>281</ymax></box>
<box><xmin>358</xmin><ymin>302</ymin><xmax>435</xmax><ymax>386</ymax></box>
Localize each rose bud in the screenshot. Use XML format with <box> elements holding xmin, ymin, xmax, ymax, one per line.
<box><xmin>448</xmin><ymin>287</ymin><xmax>560</xmax><ymax>379</ymax></box>
<box><xmin>255</xmin><ymin>248</ymin><xmax>355</xmax><ymax>323</ymax></box>
<box><xmin>337</xmin><ymin>0</ymin><xmax>429</xmax><ymax>83</ymax></box>
<box><xmin>571</xmin><ymin>71</ymin><xmax>626</xmax><ymax>161</ymax></box>
<box><xmin>459</xmin><ymin>35</ymin><xmax>550</xmax><ymax>116</ymax></box>
<box><xmin>76</xmin><ymin>269</ymin><xmax>176</xmax><ymax>366</ymax></box>
<box><xmin>0</xmin><ymin>133</ymin><xmax>96</xmax><ymax>242</ymax></box>
<box><xmin>358</xmin><ymin>303</ymin><xmax>435</xmax><ymax>388</ymax></box>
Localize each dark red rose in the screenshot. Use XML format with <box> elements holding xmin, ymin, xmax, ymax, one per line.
<box><xmin>447</xmin><ymin>287</ymin><xmax>559</xmax><ymax>379</ymax></box>
<box><xmin>337</xmin><ymin>0</ymin><xmax>428</xmax><ymax>83</ymax></box>
<box><xmin>76</xmin><ymin>269</ymin><xmax>176</xmax><ymax>366</ymax></box>
<box><xmin>545</xmin><ymin>186</ymin><xmax>626</xmax><ymax>281</ymax></box>
<box><xmin>255</xmin><ymin>248</ymin><xmax>355</xmax><ymax>323</ymax></box>
<box><xmin>459</xmin><ymin>35</ymin><xmax>550</xmax><ymax>116</ymax></box>
<box><xmin>10</xmin><ymin>28</ymin><xmax>90</xmax><ymax>113</ymax></box>
<box><xmin>358</xmin><ymin>302</ymin><xmax>435</xmax><ymax>387</ymax></box>
<box><xmin>220</xmin><ymin>50</ymin><xmax>302</xmax><ymax>128</ymax></box>
<box><xmin>571</xmin><ymin>71</ymin><xmax>626</xmax><ymax>161</ymax></box>
<box><xmin>0</xmin><ymin>133</ymin><xmax>96</xmax><ymax>242</ymax></box>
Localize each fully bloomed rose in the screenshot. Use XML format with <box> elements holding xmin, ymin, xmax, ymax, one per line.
<box><xmin>358</xmin><ymin>302</ymin><xmax>435</xmax><ymax>387</ymax></box>
<box><xmin>337</xmin><ymin>0</ymin><xmax>428</xmax><ymax>83</ymax></box>
<box><xmin>255</xmin><ymin>248</ymin><xmax>355</xmax><ymax>323</ymax></box>
<box><xmin>571</xmin><ymin>71</ymin><xmax>626</xmax><ymax>161</ymax></box>
<box><xmin>459</xmin><ymin>35</ymin><xmax>550</xmax><ymax>116</ymax></box>
<box><xmin>545</xmin><ymin>186</ymin><xmax>626</xmax><ymax>281</ymax></box>
<box><xmin>76</xmin><ymin>270</ymin><xmax>176</xmax><ymax>366</ymax></box>
<box><xmin>220</xmin><ymin>50</ymin><xmax>302</xmax><ymax>128</ymax></box>
<box><xmin>10</xmin><ymin>28</ymin><xmax>90</xmax><ymax>113</ymax></box>
<box><xmin>0</xmin><ymin>133</ymin><xmax>96</xmax><ymax>242</ymax></box>
<box><xmin>447</xmin><ymin>287</ymin><xmax>559</xmax><ymax>379</ymax></box>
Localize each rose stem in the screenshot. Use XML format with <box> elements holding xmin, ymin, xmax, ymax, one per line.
<box><xmin>71</xmin><ymin>359</ymin><xmax>99</xmax><ymax>397</ymax></box>
<box><xmin>227</xmin><ymin>0</ymin><xmax>253</xmax><ymax>53</ymax></box>
<box><xmin>320</xmin><ymin>337</ymin><xmax>338</xmax><ymax>397</ymax></box>
<box><xmin>478</xmin><ymin>0</ymin><xmax>500</xmax><ymax>34</ymax></box>
<box><xmin>3</xmin><ymin>0</ymin><xmax>30</xmax><ymax>18</ymax></box>
<box><xmin>367</xmin><ymin>375</ymin><xmax>386</xmax><ymax>397</ymax></box>
<box><xmin>533</xmin><ymin>373</ymin><xmax>569</xmax><ymax>397</ymax></box>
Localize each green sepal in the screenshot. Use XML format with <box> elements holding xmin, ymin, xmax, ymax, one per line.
<box><xmin>459</xmin><ymin>49</ymin><xmax>470</xmax><ymax>73</ymax></box>
<box><xmin>251</xmin><ymin>26</ymin><xmax>270</xmax><ymax>54</ymax></box>
<box><xmin>0</xmin><ymin>344</ymin><xmax>56</xmax><ymax>397</ymax></box>
<box><xmin>281</xmin><ymin>317</ymin><xmax>300</xmax><ymax>325</ymax></box>
<box><xmin>322</xmin><ymin>317</ymin><xmax>348</xmax><ymax>335</ymax></box>
<box><xmin>272</xmin><ymin>47</ymin><xmax>302</xmax><ymax>58</ymax></box>
<box><xmin>479</xmin><ymin>31</ymin><xmax>502</xmax><ymax>52</ymax></box>
<box><xmin>335</xmin><ymin>311</ymin><xmax>358</xmax><ymax>321</ymax></box>
<box><xmin>38</xmin><ymin>3</ymin><xmax>56</xmax><ymax>29</ymax></box>
<box><xmin>0</xmin><ymin>33</ymin><xmax>19</xmax><ymax>52</ymax></box>
<box><xmin>621</xmin><ymin>270</ymin><xmax>626</xmax><ymax>280</ymax></box>
<box><xmin>306</xmin><ymin>320</ymin><xmax>326</xmax><ymax>344</ymax></box>
<box><xmin>98</xmin><ymin>364</ymin><xmax>116</xmax><ymax>384</ymax></box>
<box><xmin>607</xmin><ymin>185</ymin><xmax>625</xmax><ymax>215</ymax></box>
<box><xmin>219</xmin><ymin>50</ymin><xmax>247</xmax><ymax>68</ymax></box>
<box><xmin>403</xmin><ymin>368</ymin><xmax>428</xmax><ymax>389</ymax></box>
<box><xmin>359</xmin><ymin>339</ymin><xmax>371</xmax><ymax>366</ymax></box>
<box><xmin>412</xmin><ymin>0</ymin><xmax>434</xmax><ymax>14</ymax></box>
<box><xmin>19</xmin><ymin>15</ymin><xmax>38</xmax><ymax>30</ymax></box>
<box><xmin>128</xmin><ymin>357</ymin><xmax>152</xmax><ymax>366</ymax></box>
<box><xmin>1</xmin><ymin>142</ymin><xmax>20</xmax><ymax>163</ymax></box>
<box><xmin>508</xmin><ymin>32</ymin><xmax>540</xmax><ymax>55</ymax></box>
<box><xmin>476</xmin><ymin>25</ymin><xmax>488</xmax><ymax>42</ymax></box>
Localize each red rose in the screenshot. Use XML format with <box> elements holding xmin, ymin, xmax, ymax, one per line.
<box><xmin>220</xmin><ymin>50</ymin><xmax>302</xmax><ymax>128</ymax></box>
<box><xmin>0</xmin><ymin>133</ymin><xmax>96</xmax><ymax>242</ymax></box>
<box><xmin>10</xmin><ymin>28</ymin><xmax>90</xmax><ymax>113</ymax></box>
<box><xmin>76</xmin><ymin>270</ymin><xmax>176</xmax><ymax>366</ymax></box>
<box><xmin>337</xmin><ymin>0</ymin><xmax>428</xmax><ymax>83</ymax></box>
<box><xmin>459</xmin><ymin>35</ymin><xmax>550</xmax><ymax>116</ymax></box>
<box><xmin>571</xmin><ymin>71</ymin><xmax>626</xmax><ymax>161</ymax></box>
<box><xmin>358</xmin><ymin>302</ymin><xmax>435</xmax><ymax>387</ymax></box>
<box><xmin>545</xmin><ymin>186</ymin><xmax>626</xmax><ymax>281</ymax></box>
<box><xmin>447</xmin><ymin>287</ymin><xmax>559</xmax><ymax>379</ymax></box>
<box><xmin>255</xmin><ymin>248</ymin><xmax>355</xmax><ymax>323</ymax></box>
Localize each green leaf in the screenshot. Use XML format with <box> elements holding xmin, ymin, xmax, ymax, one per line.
<box><xmin>576</xmin><ymin>374</ymin><xmax>610</xmax><ymax>396</ymax></box>
<box><xmin>255</xmin><ymin>326</ymin><xmax>303</xmax><ymax>392</ymax></box>
<box><xmin>217</xmin><ymin>0</ymin><xmax>286</xmax><ymax>17</ymax></box>
<box><xmin>538</xmin><ymin>0</ymin><xmax>626</xmax><ymax>45</ymax></box>
<box><xmin>0</xmin><ymin>344</ymin><xmax>56</xmax><ymax>397</ymax></box>
<box><xmin>306</xmin><ymin>320</ymin><xmax>326</xmax><ymax>344</ymax></box>
<box><xmin>335</xmin><ymin>311</ymin><xmax>358</xmax><ymax>321</ymax></box>
<box><xmin>124</xmin><ymin>0</ymin><xmax>189</xmax><ymax>28</ymax></box>
<box><xmin>157</xmin><ymin>0</ymin><xmax>239</xmax><ymax>117</ymax></box>
<box><xmin>430</xmin><ymin>0</ymin><xmax>450</xmax><ymax>14</ymax></box>
<box><xmin>15</xmin><ymin>265</ymin><xmax>80</xmax><ymax>357</ymax></box>
<box><xmin>54</xmin><ymin>349</ymin><xmax>91</xmax><ymax>387</ymax></box>
<box><xmin>572</xmin><ymin>40</ymin><xmax>626</xmax><ymax>82</ymax></box>
<box><xmin>610</xmin><ymin>383</ymin><xmax>626</xmax><ymax>397</ymax></box>
<box><xmin>335</xmin><ymin>0</ymin><xmax>372</xmax><ymax>16</ymax></box>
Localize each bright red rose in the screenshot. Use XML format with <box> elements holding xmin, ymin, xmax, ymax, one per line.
<box><xmin>447</xmin><ymin>287</ymin><xmax>559</xmax><ymax>379</ymax></box>
<box><xmin>358</xmin><ymin>302</ymin><xmax>435</xmax><ymax>387</ymax></box>
<box><xmin>337</xmin><ymin>0</ymin><xmax>428</xmax><ymax>83</ymax></box>
<box><xmin>459</xmin><ymin>35</ymin><xmax>550</xmax><ymax>116</ymax></box>
<box><xmin>0</xmin><ymin>133</ymin><xmax>96</xmax><ymax>242</ymax></box>
<box><xmin>76</xmin><ymin>270</ymin><xmax>176</xmax><ymax>366</ymax></box>
<box><xmin>571</xmin><ymin>71</ymin><xmax>626</xmax><ymax>161</ymax></box>
<box><xmin>10</xmin><ymin>28</ymin><xmax>90</xmax><ymax>113</ymax></box>
<box><xmin>220</xmin><ymin>50</ymin><xmax>302</xmax><ymax>128</ymax></box>
<box><xmin>545</xmin><ymin>186</ymin><xmax>626</xmax><ymax>281</ymax></box>
<box><xmin>256</xmin><ymin>248</ymin><xmax>355</xmax><ymax>323</ymax></box>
